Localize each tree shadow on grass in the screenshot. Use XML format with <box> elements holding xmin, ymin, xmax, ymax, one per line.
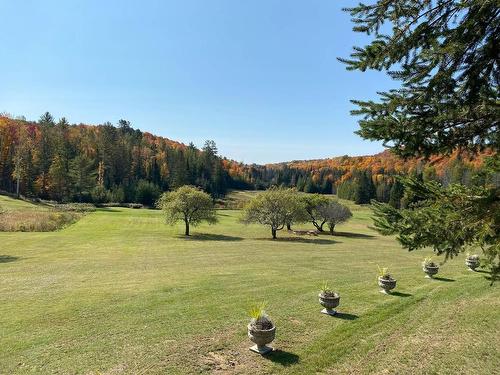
<box><xmin>0</xmin><ymin>255</ymin><xmax>20</xmax><ymax>263</ymax></box>
<box><xmin>96</xmin><ymin>207</ymin><xmax>121</xmax><ymax>212</ymax></box>
<box><xmin>389</xmin><ymin>291</ymin><xmax>412</xmax><ymax>297</ymax></box>
<box><xmin>433</xmin><ymin>277</ymin><xmax>455</xmax><ymax>282</ymax></box>
<box><xmin>334</xmin><ymin>312</ymin><xmax>359</xmax><ymax>320</ymax></box>
<box><xmin>474</xmin><ymin>269</ymin><xmax>489</xmax><ymax>274</ymax></box>
<box><xmin>472</xmin><ymin>269</ymin><xmax>499</xmax><ymax>283</ymax></box>
<box><xmin>331</xmin><ymin>231</ymin><xmax>376</xmax><ymax>239</ymax></box>
<box><xmin>179</xmin><ymin>233</ymin><xmax>244</xmax><ymax>241</ymax></box>
<box><xmin>258</xmin><ymin>237</ymin><xmax>337</xmax><ymax>245</ymax></box>
<box><xmin>264</xmin><ymin>349</ymin><xmax>299</xmax><ymax>366</ymax></box>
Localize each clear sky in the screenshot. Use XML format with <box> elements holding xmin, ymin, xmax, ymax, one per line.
<box><xmin>0</xmin><ymin>0</ymin><xmax>393</xmax><ymax>164</ymax></box>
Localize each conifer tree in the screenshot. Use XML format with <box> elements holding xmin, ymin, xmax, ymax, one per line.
<box><xmin>340</xmin><ymin>0</ymin><xmax>499</xmax><ymax>157</ymax></box>
<box><xmin>36</xmin><ymin>112</ymin><xmax>55</xmax><ymax>197</ymax></box>
<box><xmin>355</xmin><ymin>171</ymin><xmax>375</xmax><ymax>204</ymax></box>
<box><xmin>69</xmin><ymin>155</ymin><xmax>96</xmax><ymax>202</ymax></box>
<box><xmin>388</xmin><ymin>179</ymin><xmax>404</xmax><ymax>209</ymax></box>
<box><xmin>48</xmin><ymin>155</ymin><xmax>69</xmax><ymax>201</ymax></box>
<box><xmin>12</xmin><ymin>125</ymin><xmax>33</xmax><ymax>197</ymax></box>
<box><xmin>341</xmin><ymin>0</ymin><xmax>499</xmax><ymax>281</ymax></box>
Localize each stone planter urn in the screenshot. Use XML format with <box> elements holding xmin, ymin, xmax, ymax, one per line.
<box><xmin>423</xmin><ymin>264</ymin><xmax>439</xmax><ymax>278</ymax></box>
<box><xmin>465</xmin><ymin>255</ymin><xmax>480</xmax><ymax>271</ymax></box>
<box><xmin>248</xmin><ymin>323</ymin><xmax>276</xmax><ymax>354</ymax></box>
<box><xmin>378</xmin><ymin>276</ymin><xmax>397</xmax><ymax>294</ymax></box>
<box><xmin>319</xmin><ymin>292</ymin><xmax>340</xmax><ymax>316</ymax></box>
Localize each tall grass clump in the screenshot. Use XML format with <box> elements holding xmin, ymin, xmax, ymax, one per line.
<box><xmin>0</xmin><ymin>210</ymin><xmax>80</xmax><ymax>232</ymax></box>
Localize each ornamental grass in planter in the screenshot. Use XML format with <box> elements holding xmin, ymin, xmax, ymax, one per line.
<box><xmin>318</xmin><ymin>281</ymin><xmax>340</xmax><ymax>316</ymax></box>
<box><xmin>377</xmin><ymin>266</ymin><xmax>397</xmax><ymax>294</ymax></box>
<box><xmin>247</xmin><ymin>303</ymin><xmax>276</xmax><ymax>355</ymax></box>
<box><xmin>465</xmin><ymin>253</ymin><xmax>480</xmax><ymax>271</ymax></box>
<box><xmin>422</xmin><ymin>257</ymin><xmax>439</xmax><ymax>278</ymax></box>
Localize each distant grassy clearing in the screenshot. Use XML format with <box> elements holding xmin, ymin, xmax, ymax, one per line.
<box><xmin>218</xmin><ymin>189</ymin><xmax>260</xmax><ymax>209</ymax></box>
<box><xmin>0</xmin><ymin>195</ymin><xmax>498</xmax><ymax>374</ymax></box>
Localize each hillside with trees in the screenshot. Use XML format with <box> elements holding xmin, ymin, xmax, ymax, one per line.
<box><xmin>0</xmin><ymin>113</ymin><xmax>495</xmax><ymax>207</ymax></box>
<box><xmin>0</xmin><ymin>113</ymin><xmax>234</xmax><ymax>203</ymax></box>
<box><xmin>227</xmin><ymin>149</ymin><xmax>497</xmax><ymax>206</ymax></box>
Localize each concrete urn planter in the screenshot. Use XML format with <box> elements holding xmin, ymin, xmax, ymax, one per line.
<box><xmin>423</xmin><ymin>264</ymin><xmax>439</xmax><ymax>278</ymax></box>
<box><xmin>319</xmin><ymin>292</ymin><xmax>340</xmax><ymax>316</ymax></box>
<box><xmin>378</xmin><ymin>276</ymin><xmax>397</xmax><ymax>294</ymax></box>
<box><xmin>248</xmin><ymin>323</ymin><xmax>276</xmax><ymax>355</ymax></box>
<box><xmin>465</xmin><ymin>256</ymin><xmax>480</xmax><ymax>271</ymax></box>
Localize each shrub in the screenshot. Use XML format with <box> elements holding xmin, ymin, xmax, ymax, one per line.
<box><xmin>97</xmin><ymin>202</ymin><xmax>143</xmax><ymax>209</ymax></box>
<box><xmin>135</xmin><ymin>180</ymin><xmax>161</xmax><ymax>206</ymax></box>
<box><xmin>91</xmin><ymin>186</ymin><xmax>110</xmax><ymax>204</ymax></box>
<box><xmin>53</xmin><ymin>203</ymin><xmax>96</xmax><ymax>212</ymax></box>
<box><xmin>109</xmin><ymin>186</ymin><xmax>126</xmax><ymax>203</ymax></box>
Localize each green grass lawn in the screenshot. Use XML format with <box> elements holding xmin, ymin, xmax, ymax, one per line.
<box><xmin>0</xmin><ymin>195</ymin><xmax>48</xmax><ymax>211</ymax></box>
<box><xmin>0</xmin><ymin>196</ymin><xmax>498</xmax><ymax>374</ymax></box>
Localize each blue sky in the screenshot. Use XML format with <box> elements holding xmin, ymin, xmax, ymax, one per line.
<box><xmin>0</xmin><ymin>0</ymin><xmax>393</xmax><ymax>164</ymax></box>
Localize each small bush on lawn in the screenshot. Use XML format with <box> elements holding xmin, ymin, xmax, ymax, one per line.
<box><xmin>97</xmin><ymin>202</ymin><xmax>143</xmax><ymax>209</ymax></box>
<box><xmin>128</xmin><ymin>203</ymin><xmax>143</xmax><ymax>209</ymax></box>
<box><xmin>53</xmin><ymin>203</ymin><xmax>96</xmax><ymax>212</ymax></box>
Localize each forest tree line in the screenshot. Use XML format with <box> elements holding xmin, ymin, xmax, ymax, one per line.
<box><xmin>0</xmin><ymin>113</ymin><xmax>238</xmax><ymax>204</ymax></box>
<box><xmin>226</xmin><ymin>151</ymin><xmax>498</xmax><ymax>207</ymax></box>
<box><xmin>0</xmin><ymin>113</ymin><xmax>496</xmax><ymax>206</ymax></box>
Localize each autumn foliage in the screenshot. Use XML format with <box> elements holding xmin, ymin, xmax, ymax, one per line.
<box><xmin>0</xmin><ymin>114</ymin><xmax>494</xmax><ymax>206</ymax></box>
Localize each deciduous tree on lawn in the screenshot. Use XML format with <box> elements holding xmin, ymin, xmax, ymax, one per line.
<box><xmin>301</xmin><ymin>194</ymin><xmax>331</xmax><ymax>232</ymax></box>
<box><xmin>317</xmin><ymin>201</ymin><xmax>353</xmax><ymax>235</ymax></box>
<box><xmin>242</xmin><ymin>187</ymin><xmax>306</xmax><ymax>239</ymax></box>
<box><xmin>157</xmin><ymin>185</ymin><xmax>217</xmax><ymax>236</ymax></box>
<box><xmin>283</xmin><ymin>188</ymin><xmax>308</xmax><ymax>231</ymax></box>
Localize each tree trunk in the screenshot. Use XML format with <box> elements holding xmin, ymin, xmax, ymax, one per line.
<box><xmin>286</xmin><ymin>223</ymin><xmax>291</xmax><ymax>230</ymax></box>
<box><xmin>271</xmin><ymin>228</ymin><xmax>277</xmax><ymax>239</ymax></box>
<box><xmin>185</xmin><ymin>220</ymin><xmax>190</xmax><ymax>236</ymax></box>
<box><xmin>41</xmin><ymin>172</ymin><xmax>47</xmax><ymax>197</ymax></box>
<box><xmin>16</xmin><ymin>173</ymin><xmax>20</xmax><ymax>198</ymax></box>
<box><xmin>312</xmin><ymin>220</ymin><xmax>321</xmax><ymax>231</ymax></box>
<box><xmin>329</xmin><ymin>224</ymin><xmax>335</xmax><ymax>235</ymax></box>
<box><xmin>318</xmin><ymin>220</ymin><xmax>326</xmax><ymax>232</ymax></box>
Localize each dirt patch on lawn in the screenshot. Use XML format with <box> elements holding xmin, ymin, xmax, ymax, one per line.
<box><xmin>201</xmin><ymin>350</ymin><xmax>241</xmax><ymax>373</ymax></box>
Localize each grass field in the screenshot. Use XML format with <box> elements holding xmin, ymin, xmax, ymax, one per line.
<box><xmin>1</xmin><ymin>195</ymin><xmax>499</xmax><ymax>374</ymax></box>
